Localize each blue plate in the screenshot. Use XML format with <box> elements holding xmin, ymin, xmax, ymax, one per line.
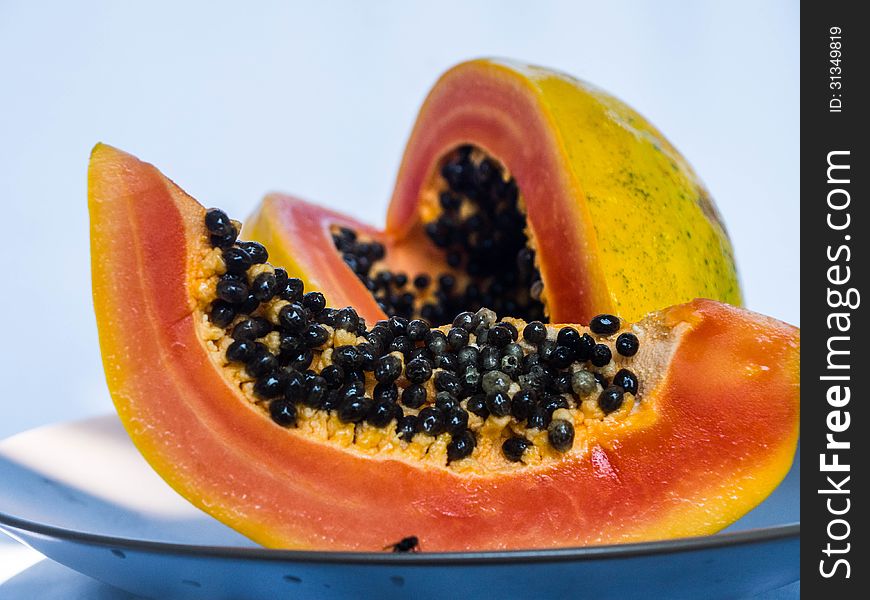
<box><xmin>0</xmin><ymin>417</ymin><xmax>799</xmax><ymax>599</ymax></box>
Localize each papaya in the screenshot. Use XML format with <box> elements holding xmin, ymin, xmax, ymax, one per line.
<box><xmin>89</xmin><ymin>143</ymin><xmax>799</xmax><ymax>551</ymax></box>
<box><xmin>245</xmin><ymin>59</ymin><xmax>741</xmax><ymax>327</ymax></box>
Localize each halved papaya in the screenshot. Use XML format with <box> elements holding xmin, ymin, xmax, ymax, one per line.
<box><xmin>90</xmin><ymin>143</ymin><xmax>799</xmax><ymax>551</ymax></box>
<box><xmin>245</xmin><ymin>59</ymin><xmax>741</xmax><ymax>327</ymax></box>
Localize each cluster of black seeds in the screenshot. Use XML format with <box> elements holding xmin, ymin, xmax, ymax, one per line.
<box><xmin>333</xmin><ymin>145</ymin><xmax>546</xmax><ymax>326</ymax></box>
<box><xmin>206</xmin><ymin>209</ymin><xmax>642</xmax><ymax>464</ymax></box>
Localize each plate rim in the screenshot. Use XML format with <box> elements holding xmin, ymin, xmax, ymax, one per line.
<box><xmin>0</xmin><ymin>416</ymin><xmax>800</xmax><ymax>566</ymax></box>
<box><xmin>0</xmin><ymin>510</ymin><xmax>799</xmax><ymax>566</ymax></box>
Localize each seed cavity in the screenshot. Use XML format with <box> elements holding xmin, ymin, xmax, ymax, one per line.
<box><xmin>332</xmin><ymin>146</ymin><xmax>546</xmax><ymax>326</ymax></box>
<box><xmin>200</xmin><ymin>211</ymin><xmax>645</xmax><ymax>467</ymax></box>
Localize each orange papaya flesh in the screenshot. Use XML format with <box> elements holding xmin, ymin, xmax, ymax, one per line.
<box><xmin>90</xmin><ymin>144</ymin><xmax>799</xmax><ymax>551</ymax></box>
<box><xmin>246</xmin><ymin>59</ymin><xmax>741</xmax><ymax>327</ymax></box>
<box><xmin>246</xmin><ymin>193</ymin><xmax>447</xmax><ymax>327</ymax></box>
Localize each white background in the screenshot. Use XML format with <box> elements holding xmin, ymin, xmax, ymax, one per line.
<box><xmin>0</xmin><ymin>0</ymin><xmax>798</xmax><ymax>441</ymax></box>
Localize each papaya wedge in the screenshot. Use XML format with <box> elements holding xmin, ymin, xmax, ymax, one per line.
<box><xmin>89</xmin><ymin>144</ymin><xmax>798</xmax><ymax>551</ymax></box>
<box><xmin>246</xmin><ymin>59</ymin><xmax>741</xmax><ymax>326</ymax></box>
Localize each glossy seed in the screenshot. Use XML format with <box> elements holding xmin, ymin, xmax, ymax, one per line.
<box><xmin>232</xmin><ymin>317</ymin><xmax>271</xmax><ymax>341</ymax></box>
<box><xmin>374</xmin><ymin>354</ymin><xmax>403</xmax><ymax>383</ymax></box>
<box><xmin>401</xmin><ymin>384</ymin><xmax>427</xmax><ymax>409</ymax></box>
<box><xmin>407</xmin><ymin>319</ymin><xmax>431</xmax><ymax>341</ymax></box>
<box><xmin>553</xmin><ymin>372</ymin><xmax>572</xmax><ymax>394</ymax></box>
<box><xmin>216</xmin><ymin>279</ymin><xmax>249</xmax><ymax>304</ymax></box>
<box><xmin>435</xmin><ymin>371</ymin><xmax>463</xmax><ymax>397</ymax></box>
<box><xmin>205</xmin><ymin>208</ymin><xmax>234</xmax><ymax>237</ymax></box>
<box><xmin>548</xmin><ymin>345</ymin><xmax>574</xmax><ymax>369</ymax></box>
<box><xmin>387</xmin><ymin>316</ymin><xmax>408</xmax><ymax>337</ymax></box>
<box><xmin>367</xmin><ymin>399</ymin><xmax>400</xmax><ymax>427</ymax></box>
<box><xmin>598</xmin><ymin>386</ymin><xmax>625</xmax><ymax>414</ymax></box>
<box><xmin>487</xmin><ymin>325</ymin><xmax>511</xmax><ymax>348</ymax></box>
<box><xmin>245</xmin><ymin>350</ymin><xmax>279</xmax><ymax>378</ymax></box>
<box><xmin>249</xmin><ymin>272</ymin><xmax>277</xmax><ymax>302</ymax></box>
<box><xmin>226</xmin><ymin>339</ymin><xmax>255</xmax><ymax>363</ymax></box>
<box><xmin>526</xmin><ymin>404</ymin><xmax>551</xmax><ymax>430</ymax></box>
<box><xmin>454</xmin><ymin>346</ymin><xmax>477</xmax><ymax>367</ymax></box>
<box><xmin>222</xmin><ymin>247</ymin><xmax>252</xmax><ymax>274</ymax></box>
<box><xmin>303</xmin><ymin>376</ymin><xmax>328</xmax><ymax>408</ymax></box>
<box><xmin>590</xmin><ymin>344</ymin><xmax>612</xmax><ymax>367</ymax></box>
<box><xmin>279</xmin><ymin>334</ymin><xmax>304</xmax><ymax>357</ymax></box>
<box><xmin>447</xmin><ymin>327</ymin><xmax>470</xmax><ymax>351</ymax></box>
<box><xmin>389</xmin><ymin>336</ymin><xmax>414</xmax><ymax>356</ymax></box>
<box><xmin>273</xmin><ymin>267</ymin><xmax>289</xmax><ymax>289</ymax></box>
<box><xmin>320</xmin><ymin>364</ymin><xmax>344</xmax><ymax>388</ymax></box>
<box><xmin>556</xmin><ymin>327</ymin><xmax>582</xmax><ymax>353</ymax></box>
<box><xmin>434</xmin><ymin>392</ymin><xmax>459</xmax><ymax>412</ymax></box>
<box><xmin>447</xmin><ymin>430</ymin><xmax>476</xmax><ymax>463</ymax></box>
<box><xmin>238</xmin><ymin>241</ymin><xmax>268</xmax><ymax>264</ymax></box>
<box><xmin>301</xmin><ymin>323</ymin><xmax>329</xmax><ymax>348</ymax></box>
<box><xmin>452</xmin><ymin>311</ymin><xmax>475</xmax><ymax>332</ymax></box>
<box><xmin>538</xmin><ymin>339</ymin><xmax>556</xmax><ymax>363</ymax></box>
<box><xmin>485</xmin><ymin>391</ymin><xmax>511</xmax><ymax>417</ymax></box>
<box><xmin>433</xmin><ymin>352</ymin><xmax>458</xmax><ymax>373</ymax></box>
<box><xmin>613</xmin><ymin>368</ymin><xmax>639</xmax><ymax>395</ymax></box>
<box><xmin>210</xmin><ymin>231</ymin><xmax>237</xmax><ymax>248</ymax></box>
<box><xmin>426</xmin><ymin>330</ymin><xmax>449</xmax><ymax>355</ymax></box>
<box><xmin>332</xmin><ymin>345</ymin><xmax>360</xmax><ymax>370</ymax></box>
<box><xmin>396</xmin><ymin>414</ymin><xmax>418</xmax><ymax>441</ymax></box>
<box><xmin>497</xmin><ymin>321</ymin><xmax>519</xmax><ymax>341</ymax></box>
<box><xmin>338</xmin><ymin>396</ymin><xmax>372</xmax><ymax>423</ymax></box>
<box><xmin>343</xmin><ymin>367</ymin><xmax>366</xmax><ymax>383</ymax></box>
<box><xmin>253</xmin><ymin>371</ymin><xmax>289</xmax><ymax>399</ymax></box>
<box><xmin>280</xmin><ymin>278</ymin><xmax>304</xmax><ymax>302</ymax></box>
<box><xmin>502</xmin><ymin>436</ymin><xmax>531</xmax><ymax>462</ymax></box>
<box><xmin>278</xmin><ymin>303</ymin><xmax>307</xmax><ymax>333</ymax></box>
<box><xmin>209</xmin><ymin>301</ymin><xmax>236</xmax><ymax>327</ymax></box>
<box><xmin>548</xmin><ymin>419</ymin><xmax>575</xmax><ymax>452</ymax></box>
<box><xmin>238</xmin><ymin>293</ymin><xmax>260</xmax><ymax>314</ymax></box>
<box><xmin>522</xmin><ymin>352</ymin><xmax>541</xmax><ymax>373</ymax></box>
<box><xmin>302</xmin><ymin>291</ymin><xmax>327</xmax><ymax>314</ymax></box>
<box><xmin>373</xmin><ymin>382</ymin><xmax>399</xmax><ymax>404</ymax></box>
<box><xmin>335</xmin><ymin>307</ymin><xmax>360</xmax><ymax>332</ymax></box>
<box><xmin>418</xmin><ymin>406</ymin><xmax>446</xmax><ymax>436</ymax></box>
<box><xmin>269</xmin><ymin>399</ymin><xmax>297</xmax><ymax>427</ymax></box>
<box><xmin>284</xmin><ymin>369</ymin><xmax>307</xmax><ymax>401</ymax></box>
<box><xmin>286</xmin><ymin>348</ymin><xmax>313</xmax><ymax>370</ymax></box>
<box><xmin>615</xmin><ymin>332</ymin><xmax>639</xmax><ymax>357</ymax></box>
<box><xmin>321</xmin><ymin>389</ymin><xmax>342</xmax><ymax>411</ymax></box>
<box><xmin>576</xmin><ymin>333</ymin><xmax>596</xmax><ymax>361</ymax></box>
<box><xmin>510</xmin><ymin>389</ymin><xmax>537</xmax><ymax>420</ymax></box>
<box><xmin>541</xmin><ymin>394</ymin><xmax>569</xmax><ymax>415</ymax></box>
<box><xmin>405</xmin><ymin>357</ymin><xmax>433</xmax><ymax>384</ymax></box>
<box><xmin>480</xmin><ymin>346</ymin><xmax>501</xmax><ymax>372</ymax></box>
<box><xmin>355</xmin><ymin>343</ymin><xmax>379</xmax><ymax>371</ymax></box>
<box><xmin>590</xmin><ymin>314</ymin><xmax>620</xmax><ymax>336</ymax></box>
<box><xmin>443</xmin><ymin>405</ymin><xmax>469</xmax><ymax>432</ymax></box>
<box><xmin>463</xmin><ymin>394</ymin><xmax>489</xmax><ymax>421</ymax></box>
